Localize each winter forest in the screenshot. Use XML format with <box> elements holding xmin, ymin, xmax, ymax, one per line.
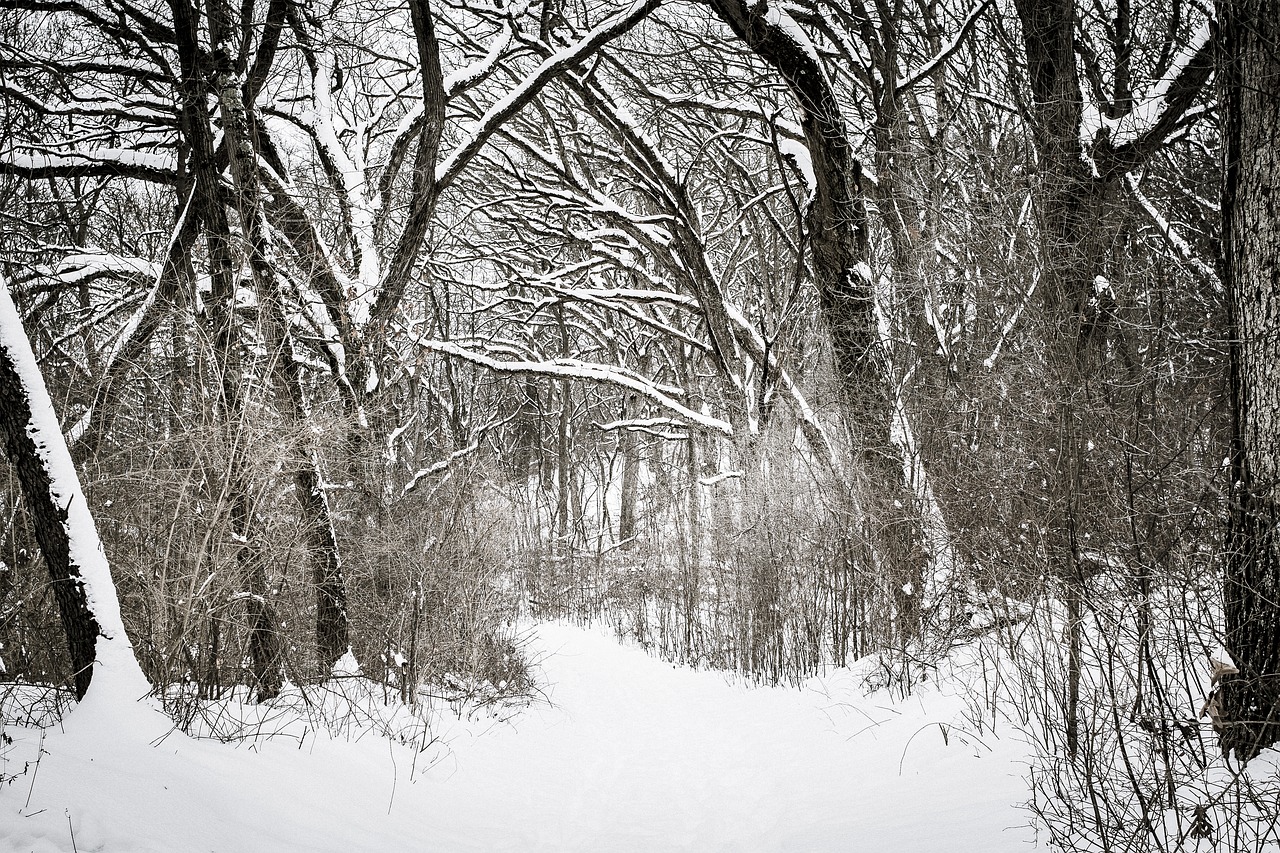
<box><xmin>0</xmin><ymin>0</ymin><xmax>1278</xmax><ymax>848</ymax></box>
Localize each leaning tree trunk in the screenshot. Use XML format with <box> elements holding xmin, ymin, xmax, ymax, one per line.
<box><xmin>1218</xmin><ymin>0</ymin><xmax>1280</xmax><ymax>763</ymax></box>
<box><xmin>0</xmin><ymin>276</ymin><xmax>149</xmax><ymax>702</ymax></box>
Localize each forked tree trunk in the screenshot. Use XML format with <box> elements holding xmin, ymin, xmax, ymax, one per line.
<box><xmin>213</xmin><ymin>24</ymin><xmax>350</xmax><ymax>674</ymax></box>
<box><xmin>173</xmin><ymin>0</ymin><xmax>285</xmax><ymax>700</ymax></box>
<box><xmin>1009</xmin><ymin>0</ymin><xmax>1212</xmax><ymax>760</ymax></box>
<box><xmin>1218</xmin><ymin>0</ymin><xmax>1280</xmax><ymax>763</ymax></box>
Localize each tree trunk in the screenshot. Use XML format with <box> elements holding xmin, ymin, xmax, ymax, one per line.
<box><xmin>0</xmin><ymin>277</ymin><xmax>148</xmax><ymax>702</ymax></box>
<box><xmin>1218</xmin><ymin>0</ymin><xmax>1280</xmax><ymax>763</ymax></box>
<box><xmin>176</xmin><ymin>0</ymin><xmax>285</xmax><ymax>700</ymax></box>
<box><xmin>1</xmin><ymin>312</ymin><xmax>99</xmax><ymax>699</ymax></box>
<box><xmin>618</xmin><ymin>399</ymin><xmax>641</xmax><ymax>547</ymax></box>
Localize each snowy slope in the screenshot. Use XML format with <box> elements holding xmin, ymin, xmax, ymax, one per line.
<box><xmin>2</xmin><ymin>623</ymin><xmax>1034</xmax><ymax>852</ymax></box>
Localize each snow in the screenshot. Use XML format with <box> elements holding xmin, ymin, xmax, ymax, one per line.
<box><xmin>331</xmin><ymin>649</ymin><xmax>362</xmax><ymax>677</ymax></box>
<box><xmin>0</xmin><ymin>148</ymin><xmax>177</xmax><ymax>175</ymax></box>
<box><xmin>3</xmin><ymin>622</ymin><xmax>1034</xmax><ymax>852</ymax></box>
<box><xmin>982</xmin><ymin>273</ymin><xmax>1039</xmax><ymax>371</ymax></box>
<box><xmin>1125</xmin><ymin>173</ymin><xmax>1219</xmax><ymax>284</ymax></box>
<box><xmin>295</xmin><ymin>42</ymin><xmax>382</xmax><ymax>329</ymax></box>
<box><xmin>763</xmin><ymin>2</ymin><xmax>821</xmax><ymax>68</ymax></box>
<box><xmin>402</xmin><ymin>431</ymin><xmax>488</xmax><ymax>494</ymax></box>
<box><xmin>778</xmin><ymin>136</ymin><xmax>816</xmax><ymax>198</ymax></box>
<box><xmin>434</xmin><ymin>0</ymin><xmax>660</xmax><ymax>192</ymax></box>
<box><xmin>53</xmin><ymin>252</ymin><xmax>161</xmax><ymax>285</ymax></box>
<box><xmin>444</xmin><ymin>26</ymin><xmax>513</xmax><ymax>96</ymax></box>
<box><xmin>413</xmin><ymin>338</ymin><xmax>734</xmax><ymax>435</ymax></box>
<box><xmin>1111</xmin><ymin>21</ymin><xmax>1212</xmax><ymax>147</ymax></box>
<box><xmin>897</xmin><ymin>0</ymin><xmax>994</xmax><ymax>91</ymax></box>
<box><xmin>1079</xmin><ymin>20</ymin><xmax>1212</xmax><ymax>154</ymax></box>
<box><xmin>64</xmin><ymin>191</ymin><xmax>197</xmax><ymax>447</ymax></box>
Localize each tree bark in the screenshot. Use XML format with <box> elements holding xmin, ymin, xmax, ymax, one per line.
<box><xmin>178</xmin><ymin>0</ymin><xmax>286</xmax><ymax>700</ymax></box>
<box><xmin>1218</xmin><ymin>0</ymin><xmax>1280</xmax><ymax>763</ymax></box>
<box><xmin>617</xmin><ymin>393</ymin><xmax>641</xmax><ymax>547</ymax></box>
<box><xmin>0</xmin><ymin>307</ymin><xmax>100</xmax><ymax>700</ymax></box>
<box><xmin>213</xmin><ymin>18</ymin><xmax>350</xmax><ymax>675</ymax></box>
<box><xmin>1</xmin><ymin>277</ymin><xmax>149</xmax><ymax>702</ymax></box>
<box><xmin>1009</xmin><ymin>0</ymin><xmax>1214</xmax><ymax>759</ymax></box>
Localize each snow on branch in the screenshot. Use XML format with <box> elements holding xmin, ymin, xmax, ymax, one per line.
<box><xmin>0</xmin><ymin>79</ymin><xmax>176</xmax><ymax>126</ymax></box>
<box><xmin>699</xmin><ymin>470</ymin><xmax>744</xmax><ymax>486</ymax></box>
<box><xmin>592</xmin><ymin>416</ymin><xmax>688</xmax><ymax>440</ymax></box>
<box><xmin>65</xmin><ymin>188</ymin><xmax>197</xmax><ymax>449</ymax></box>
<box><xmin>897</xmin><ymin>0</ymin><xmax>995</xmax><ymax>92</ymax></box>
<box><xmin>52</xmin><ymin>252</ymin><xmax>162</xmax><ymax>286</ymax></box>
<box><xmin>1086</xmin><ymin>19</ymin><xmax>1215</xmax><ymax>175</ymax></box>
<box><xmin>1111</xmin><ymin>20</ymin><xmax>1214</xmax><ymax>149</ymax></box>
<box><xmin>444</xmin><ymin>23</ymin><xmax>515</xmax><ymax>97</ymax></box>
<box><xmin>1124</xmin><ymin>173</ymin><xmax>1218</xmax><ymax>285</ymax></box>
<box><xmin>0</xmin><ymin>147</ymin><xmax>178</xmax><ymax>183</ymax></box>
<box><xmin>413</xmin><ymin>338</ymin><xmax>733</xmax><ymax>435</ymax></box>
<box><xmin>602</xmin><ymin>65</ymin><xmax>804</xmax><ymax>142</ymax></box>
<box><xmin>434</xmin><ymin>0</ymin><xmax>661</xmax><ymax>194</ymax></box>
<box><xmin>721</xmin><ymin>302</ymin><xmax>838</xmax><ymax>472</ymax></box>
<box><xmin>982</xmin><ymin>273</ymin><xmax>1040</xmax><ymax>371</ymax></box>
<box><xmin>0</xmin><ymin>275</ymin><xmax>151</xmax><ymax>706</ymax></box>
<box><xmin>401</xmin><ymin>416</ymin><xmax>511</xmax><ymax>495</ymax></box>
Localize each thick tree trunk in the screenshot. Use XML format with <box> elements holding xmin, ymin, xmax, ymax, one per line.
<box><xmin>1</xmin><ymin>318</ymin><xmax>100</xmax><ymax>700</ymax></box>
<box><xmin>0</xmin><ymin>277</ymin><xmax>148</xmax><ymax>702</ymax></box>
<box><xmin>1008</xmin><ymin>0</ymin><xmax>1201</xmax><ymax>759</ymax></box>
<box><xmin>173</xmin><ymin>0</ymin><xmax>286</xmax><ymax>700</ymax></box>
<box><xmin>618</xmin><ymin>404</ymin><xmax>641</xmax><ymax>547</ymax></box>
<box><xmin>296</xmin><ymin>462</ymin><xmax>349</xmax><ymax>672</ymax></box>
<box><xmin>213</xmin><ymin>32</ymin><xmax>351</xmax><ymax>675</ymax></box>
<box><xmin>1218</xmin><ymin>0</ymin><xmax>1280</xmax><ymax>763</ymax></box>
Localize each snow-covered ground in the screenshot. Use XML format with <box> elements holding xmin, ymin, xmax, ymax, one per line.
<box><xmin>2</xmin><ymin>623</ymin><xmax>1035</xmax><ymax>852</ymax></box>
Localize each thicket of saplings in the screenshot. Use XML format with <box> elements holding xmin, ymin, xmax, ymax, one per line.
<box><xmin>0</xmin><ymin>357</ymin><xmax>537</xmax><ymax>724</ymax></box>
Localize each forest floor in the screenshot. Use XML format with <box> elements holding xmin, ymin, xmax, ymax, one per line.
<box><xmin>2</xmin><ymin>622</ymin><xmax>1036</xmax><ymax>852</ymax></box>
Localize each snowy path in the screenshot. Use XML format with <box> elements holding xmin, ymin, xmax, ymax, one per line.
<box><xmin>420</xmin><ymin>623</ymin><xmax>1033</xmax><ymax>852</ymax></box>
<box><xmin>3</xmin><ymin>623</ymin><xmax>1035</xmax><ymax>852</ymax></box>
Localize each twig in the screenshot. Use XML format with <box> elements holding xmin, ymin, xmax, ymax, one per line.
<box><xmin>24</xmin><ymin>729</ymin><xmax>46</xmax><ymax>809</ymax></box>
<box><xmin>386</xmin><ymin>737</ymin><xmax>398</xmax><ymax>815</ymax></box>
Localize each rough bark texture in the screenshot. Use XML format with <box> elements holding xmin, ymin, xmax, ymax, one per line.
<box><xmin>1013</xmin><ymin>0</ymin><xmax>1213</xmax><ymax>333</ymax></box>
<box><xmin>1219</xmin><ymin>0</ymin><xmax>1280</xmax><ymax>763</ymax></box>
<box><xmin>179</xmin><ymin>0</ymin><xmax>286</xmax><ymax>700</ymax></box>
<box><xmin>1012</xmin><ymin>0</ymin><xmax>1106</xmax><ymax>341</ymax></box>
<box><xmin>618</xmin><ymin>395</ymin><xmax>641</xmax><ymax>547</ymax></box>
<box><xmin>367</xmin><ymin>0</ymin><xmax>447</xmax><ymax>336</ymax></box>
<box><xmin>0</xmin><ymin>310</ymin><xmax>101</xmax><ymax>699</ymax></box>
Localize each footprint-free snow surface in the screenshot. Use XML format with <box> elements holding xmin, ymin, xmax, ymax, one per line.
<box><xmin>3</xmin><ymin>622</ymin><xmax>1035</xmax><ymax>852</ymax></box>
